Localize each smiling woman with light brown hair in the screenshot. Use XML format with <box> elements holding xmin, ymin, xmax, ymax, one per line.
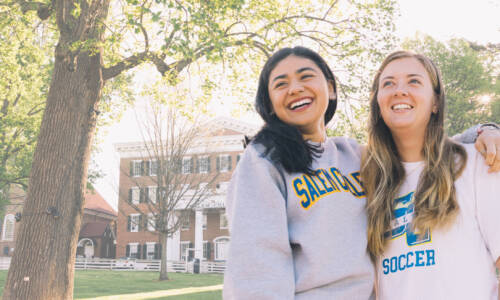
<box><xmin>362</xmin><ymin>51</ymin><xmax>500</xmax><ymax>300</ymax></box>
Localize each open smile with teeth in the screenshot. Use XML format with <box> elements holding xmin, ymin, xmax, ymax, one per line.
<box><xmin>391</xmin><ymin>103</ymin><xmax>413</xmax><ymax>111</ymax></box>
<box><xmin>289</xmin><ymin>98</ymin><xmax>312</xmax><ymax>110</ymax></box>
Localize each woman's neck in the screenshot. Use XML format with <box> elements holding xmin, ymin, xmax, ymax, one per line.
<box><xmin>392</xmin><ymin>130</ymin><xmax>425</xmax><ymax>162</ymax></box>
<box><xmin>300</xmin><ymin>122</ymin><xmax>326</xmax><ymax>142</ymax></box>
<box><xmin>302</xmin><ymin>130</ymin><xmax>326</xmax><ymax>143</ymax></box>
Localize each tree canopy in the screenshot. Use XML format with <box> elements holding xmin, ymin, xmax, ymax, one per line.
<box><xmin>402</xmin><ymin>35</ymin><xmax>500</xmax><ymax>135</ymax></box>
<box><xmin>0</xmin><ymin>9</ymin><xmax>52</xmax><ymax>192</ymax></box>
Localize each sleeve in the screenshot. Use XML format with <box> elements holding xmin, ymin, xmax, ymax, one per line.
<box><xmin>452</xmin><ymin>124</ymin><xmax>481</xmax><ymax>143</ymax></box>
<box><xmin>473</xmin><ymin>147</ymin><xmax>500</xmax><ymax>261</ymax></box>
<box><xmin>333</xmin><ymin>136</ymin><xmax>363</xmax><ymax>159</ymax></box>
<box><xmin>223</xmin><ymin>146</ymin><xmax>295</xmax><ymax>300</ymax></box>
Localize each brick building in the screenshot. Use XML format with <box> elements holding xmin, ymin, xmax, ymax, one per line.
<box><xmin>114</xmin><ymin>117</ymin><xmax>256</xmax><ymax>262</ymax></box>
<box><xmin>0</xmin><ymin>185</ymin><xmax>24</xmax><ymax>257</ymax></box>
<box><xmin>76</xmin><ymin>190</ymin><xmax>117</xmax><ymax>258</ymax></box>
<box><xmin>0</xmin><ymin>186</ymin><xmax>117</xmax><ymax>258</ymax></box>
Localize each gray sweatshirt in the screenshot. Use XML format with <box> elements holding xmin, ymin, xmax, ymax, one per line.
<box><xmin>224</xmin><ymin>137</ymin><xmax>374</xmax><ymax>299</ymax></box>
<box><xmin>223</xmin><ymin>126</ymin><xmax>480</xmax><ymax>299</ymax></box>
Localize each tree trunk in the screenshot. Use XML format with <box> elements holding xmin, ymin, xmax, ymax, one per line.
<box><xmin>2</xmin><ymin>10</ymin><xmax>106</xmax><ymax>299</ymax></box>
<box><xmin>159</xmin><ymin>232</ymin><xmax>169</xmax><ymax>281</ymax></box>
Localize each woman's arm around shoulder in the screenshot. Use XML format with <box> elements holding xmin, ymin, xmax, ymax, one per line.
<box><xmin>223</xmin><ymin>144</ymin><xmax>294</xmax><ymax>300</ymax></box>
<box><xmin>468</xmin><ymin>145</ymin><xmax>500</xmax><ymax>279</ymax></box>
<box><xmin>454</xmin><ymin>124</ymin><xmax>500</xmax><ymax>172</ymax></box>
<box><xmin>474</xmin><ymin>126</ymin><xmax>500</xmax><ymax>173</ymax></box>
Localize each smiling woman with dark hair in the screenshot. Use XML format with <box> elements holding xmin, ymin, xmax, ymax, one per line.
<box><xmin>224</xmin><ymin>46</ymin><xmax>375</xmax><ymax>299</ymax></box>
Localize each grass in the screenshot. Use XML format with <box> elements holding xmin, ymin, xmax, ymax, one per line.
<box><xmin>0</xmin><ymin>270</ymin><xmax>223</xmax><ymax>299</ymax></box>
<box><xmin>150</xmin><ymin>290</ymin><xmax>222</xmax><ymax>300</ymax></box>
<box><xmin>0</xmin><ymin>270</ymin><xmax>6</xmax><ymax>296</ymax></box>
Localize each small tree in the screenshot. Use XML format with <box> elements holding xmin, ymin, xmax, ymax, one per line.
<box><xmin>121</xmin><ymin>102</ymin><xmax>218</xmax><ymax>280</ymax></box>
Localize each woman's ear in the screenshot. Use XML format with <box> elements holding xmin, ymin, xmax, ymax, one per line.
<box><xmin>328</xmin><ymin>80</ymin><xmax>336</xmax><ymax>100</ymax></box>
<box><xmin>432</xmin><ymin>104</ymin><xmax>438</xmax><ymax>114</ymax></box>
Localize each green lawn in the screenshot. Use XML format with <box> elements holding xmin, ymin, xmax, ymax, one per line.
<box><xmin>150</xmin><ymin>290</ymin><xmax>222</xmax><ymax>300</ymax></box>
<box><xmin>0</xmin><ymin>270</ymin><xmax>223</xmax><ymax>299</ymax></box>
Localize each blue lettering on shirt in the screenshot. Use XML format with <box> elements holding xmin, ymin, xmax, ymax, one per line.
<box><xmin>380</xmin><ymin>191</ymin><xmax>437</xmax><ymax>275</ymax></box>
<box><xmin>382</xmin><ymin>249</ymin><xmax>436</xmax><ymax>274</ymax></box>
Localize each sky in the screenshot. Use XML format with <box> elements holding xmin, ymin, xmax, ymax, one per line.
<box><xmin>92</xmin><ymin>0</ymin><xmax>500</xmax><ymax>210</ymax></box>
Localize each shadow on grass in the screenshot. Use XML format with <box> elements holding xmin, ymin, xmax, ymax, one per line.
<box><xmin>0</xmin><ymin>270</ymin><xmax>223</xmax><ymax>299</ymax></box>
<box><xmin>74</xmin><ymin>270</ymin><xmax>223</xmax><ymax>299</ymax></box>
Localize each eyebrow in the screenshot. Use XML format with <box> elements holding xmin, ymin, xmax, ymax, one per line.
<box><xmin>271</xmin><ymin>67</ymin><xmax>318</xmax><ymax>83</ymax></box>
<box><xmin>381</xmin><ymin>73</ymin><xmax>424</xmax><ymax>82</ymax></box>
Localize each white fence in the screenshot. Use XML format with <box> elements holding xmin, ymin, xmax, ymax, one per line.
<box><xmin>0</xmin><ymin>257</ymin><xmax>10</xmax><ymax>270</ymax></box>
<box><xmin>76</xmin><ymin>258</ymin><xmax>226</xmax><ymax>273</ymax></box>
<box><xmin>0</xmin><ymin>257</ymin><xmax>226</xmax><ymax>273</ymax></box>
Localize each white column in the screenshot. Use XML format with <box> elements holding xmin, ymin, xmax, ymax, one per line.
<box><xmin>194</xmin><ymin>209</ymin><xmax>203</xmax><ymax>259</ymax></box>
<box><xmin>167</xmin><ymin>214</ymin><xmax>181</xmax><ymax>260</ymax></box>
<box><xmin>167</xmin><ymin>229</ymin><xmax>180</xmax><ymax>260</ymax></box>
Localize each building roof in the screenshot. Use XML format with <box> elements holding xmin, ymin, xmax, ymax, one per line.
<box><xmin>80</xmin><ymin>222</ymin><xmax>109</xmax><ymax>238</ymax></box>
<box><xmin>114</xmin><ymin>117</ymin><xmax>259</xmax><ymax>158</ymax></box>
<box><xmin>207</xmin><ymin>116</ymin><xmax>259</xmax><ymax>136</ymax></box>
<box><xmin>84</xmin><ymin>190</ymin><xmax>117</xmax><ymax>217</ymax></box>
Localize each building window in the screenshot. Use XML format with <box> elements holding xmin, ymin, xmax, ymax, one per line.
<box><xmin>128</xmin><ymin>214</ymin><xmax>140</xmax><ymax>232</ymax></box>
<box><xmin>129</xmin><ymin>187</ymin><xmax>140</xmax><ymax>205</ymax></box>
<box><xmin>182</xmin><ymin>157</ymin><xmax>193</xmax><ymax>174</ymax></box>
<box><xmin>236</xmin><ymin>154</ymin><xmax>241</xmax><ymax>164</ymax></box>
<box><xmin>2</xmin><ymin>214</ymin><xmax>15</xmax><ymax>241</ymax></box>
<box><xmin>147</xmin><ymin>213</ymin><xmax>155</xmax><ymax>231</ymax></box>
<box><xmin>181</xmin><ymin>212</ymin><xmax>190</xmax><ymax>230</ymax></box>
<box><xmin>146</xmin><ymin>242</ymin><xmax>156</xmax><ymax>260</ymax></box>
<box><xmin>150</xmin><ymin>160</ymin><xmax>158</xmax><ymax>176</ymax></box>
<box><xmin>203</xmin><ymin>241</ymin><xmax>210</xmax><ymax>260</ymax></box>
<box><xmin>203</xmin><ymin>212</ymin><xmax>207</xmax><ymax>230</ymax></box>
<box><xmin>130</xmin><ymin>160</ymin><xmax>142</xmax><ymax>177</ymax></box>
<box><xmin>3</xmin><ymin>246</ymin><xmax>9</xmax><ymax>255</ymax></box>
<box><xmin>217</xmin><ymin>154</ymin><xmax>232</xmax><ymax>172</ymax></box>
<box><xmin>180</xmin><ymin>241</ymin><xmax>191</xmax><ymax>262</ymax></box>
<box><xmin>148</xmin><ymin>186</ymin><xmax>157</xmax><ymax>204</ymax></box>
<box><xmin>128</xmin><ymin>243</ymin><xmax>139</xmax><ymax>258</ymax></box>
<box><xmin>214</xmin><ymin>237</ymin><xmax>230</xmax><ymax>261</ymax></box>
<box><xmin>198</xmin><ymin>156</ymin><xmax>210</xmax><ymax>173</ymax></box>
<box><xmin>219</xmin><ymin>210</ymin><xmax>228</xmax><ymax>230</ymax></box>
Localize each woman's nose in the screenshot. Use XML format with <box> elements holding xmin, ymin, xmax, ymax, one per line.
<box><xmin>288</xmin><ymin>80</ymin><xmax>305</xmax><ymax>95</ymax></box>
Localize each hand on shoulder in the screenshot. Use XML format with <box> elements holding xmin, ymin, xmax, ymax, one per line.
<box><xmin>474</xmin><ymin>125</ymin><xmax>500</xmax><ymax>173</ymax></box>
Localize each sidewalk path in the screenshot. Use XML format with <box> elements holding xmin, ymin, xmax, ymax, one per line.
<box><xmin>79</xmin><ymin>284</ymin><xmax>223</xmax><ymax>300</ymax></box>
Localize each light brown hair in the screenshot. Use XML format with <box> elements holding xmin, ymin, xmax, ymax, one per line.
<box><xmin>361</xmin><ymin>51</ymin><xmax>467</xmax><ymax>260</ymax></box>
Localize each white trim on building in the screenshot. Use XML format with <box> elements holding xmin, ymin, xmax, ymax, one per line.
<box><xmin>214</xmin><ymin>236</ymin><xmax>230</xmax><ymax>261</ymax></box>
<box><xmin>2</xmin><ymin>214</ymin><xmax>15</xmax><ymax>241</ymax></box>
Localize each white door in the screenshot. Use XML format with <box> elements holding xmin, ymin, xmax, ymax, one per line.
<box><xmin>84</xmin><ymin>242</ymin><xmax>94</xmax><ymax>258</ymax></box>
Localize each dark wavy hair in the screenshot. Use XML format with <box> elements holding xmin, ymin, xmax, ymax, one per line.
<box><xmin>252</xmin><ymin>46</ymin><xmax>337</xmax><ymax>175</ymax></box>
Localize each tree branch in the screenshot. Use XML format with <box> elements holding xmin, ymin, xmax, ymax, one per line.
<box><xmin>102</xmin><ymin>51</ymin><xmax>149</xmax><ymax>80</ymax></box>
<box><xmin>5</xmin><ymin>0</ymin><xmax>53</xmax><ymax>19</ymax></box>
<box><xmin>27</xmin><ymin>102</ymin><xmax>45</xmax><ymax>116</ymax></box>
<box><xmin>323</xmin><ymin>0</ymin><xmax>339</xmax><ymax>19</ymax></box>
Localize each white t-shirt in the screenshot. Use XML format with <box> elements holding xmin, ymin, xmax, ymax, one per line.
<box><xmin>377</xmin><ymin>144</ymin><xmax>500</xmax><ymax>300</ymax></box>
